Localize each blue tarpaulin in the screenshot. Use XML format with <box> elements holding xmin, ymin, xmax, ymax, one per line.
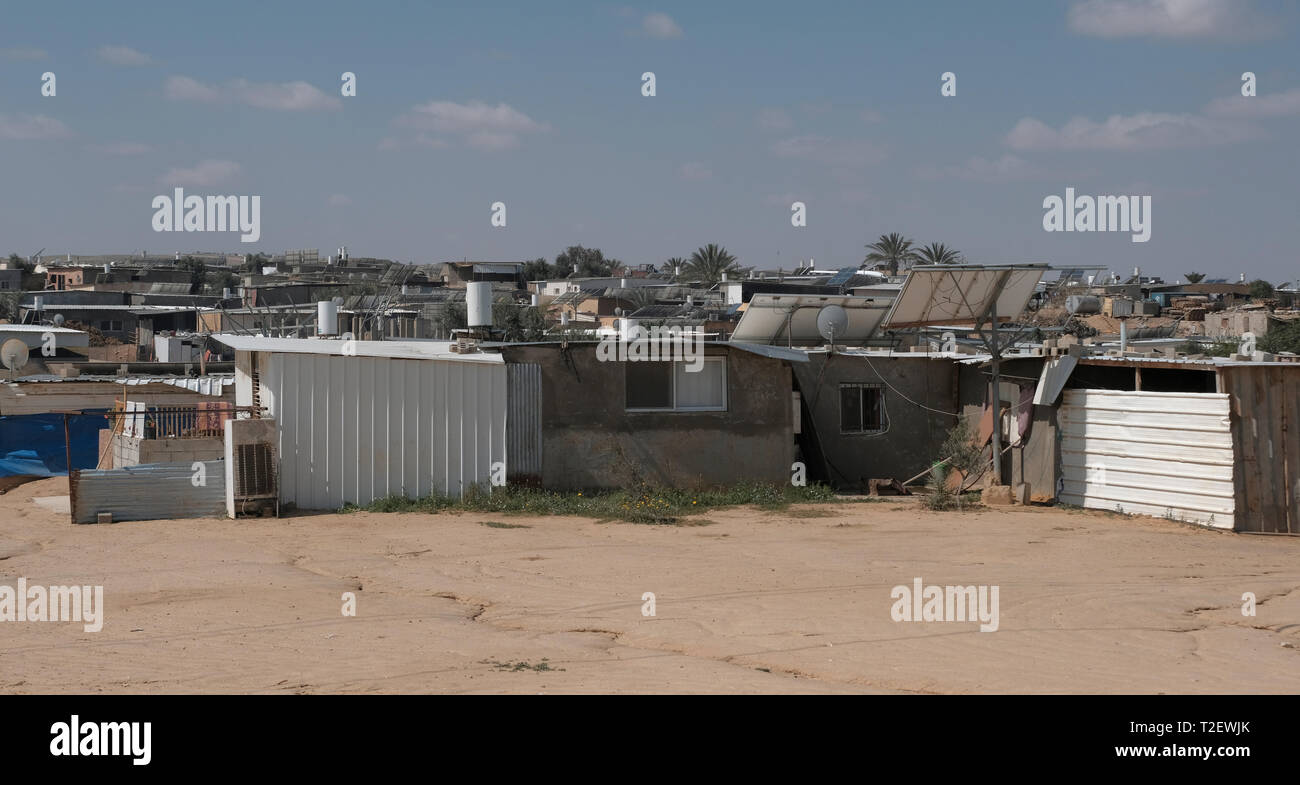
<box><xmin>0</xmin><ymin>412</ymin><xmax>110</xmax><ymax>476</ymax></box>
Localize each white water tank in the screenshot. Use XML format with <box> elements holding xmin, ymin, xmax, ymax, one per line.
<box><xmin>1066</xmin><ymin>295</ymin><xmax>1101</xmax><ymax>315</ymax></box>
<box><xmin>467</xmin><ymin>281</ymin><xmax>493</xmax><ymax>327</ymax></box>
<box><xmin>317</xmin><ymin>300</ymin><xmax>339</xmax><ymax>336</ymax></box>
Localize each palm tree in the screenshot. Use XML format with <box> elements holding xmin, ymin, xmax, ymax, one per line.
<box><xmin>863</xmin><ymin>233</ymin><xmax>918</xmax><ymax>275</ymax></box>
<box><xmin>1183</xmin><ymin>272</ymin><xmax>1206</xmax><ymax>283</ymax></box>
<box><xmin>621</xmin><ymin>285</ymin><xmax>661</xmax><ymax>311</ymax></box>
<box><xmin>914</xmin><ymin>242</ymin><xmax>963</xmax><ymax>266</ymax></box>
<box><xmin>682</xmin><ymin>244</ymin><xmax>740</xmax><ymax>286</ymax></box>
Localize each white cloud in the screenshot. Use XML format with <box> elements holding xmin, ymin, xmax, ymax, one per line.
<box><xmin>397</xmin><ymin>100</ymin><xmax>546</xmax><ymax>151</ymax></box>
<box><xmin>414</xmin><ymin>133</ymin><xmax>450</xmax><ymax>149</ymax></box>
<box><xmin>0</xmin><ymin>47</ymin><xmax>47</xmax><ymax>60</ymax></box>
<box><xmin>327</xmin><ymin>194</ymin><xmax>352</xmax><ymax>207</ymax></box>
<box><xmin>0</xmin><ymin>114</ymin><xmax>71</xmax><ymax>140</ymax></box>
<box><xmin>165</xmin><ymin>76</ymin><xmax>341</xmax><ymax>111</ymax></box>
<box><xmin>402</xmin><ymin>100</ymin><xmax>545</xmax><ymax>134</ymax></box>
<box><xmin>771</xmin><ymin>135</ymin><xmax>886</xmax><ymax>167</ymax></box>
<box><xmin>757</xmin><ymin>107</ymin><xmax>793</xmax><ymax>131</ymax></box>
<box><xmin>88</xmin><ymin>141</ymin><xmax>152</xmax><ymax>155</ymax></box>
<box><xmin>97</xmin><ymin>45</ymin><xmax>154</xmax><ymax>66</ymax></box>
<box><xmin>1205</xmin><ymin>87</ymin><xmax>1300</xmax><ymax>119</ymax></box>
<box><xmin>677</xmin><ymin>162</ymin><xmax>713</xmax><ymax>180</ymax></box>
<box><xmin>1067</xmin><ymin>0</ymin><xmax>1276</xmax><ymax>40</ymax></box>
<box><xmin>466</xmin><ymin>131</ymin><xmax>520</xmax><ymax>151</ymax></box>
<box><xmin>919</xmin><ymin>154</ymin><xmax>1040</xmax><ymax>182</ymax></box>
<box><xmin>160</xmin><ymin>159</ymin><xmax>241</xmax><ymax>186</ymax></box>
<box><xmin>1004</xmin><ymin>112</ymin><xmax>1253</xmax><ymax>151</ymax></box>
<box><xmin>642</xmin><ymin>12</ymin><xmax>683</xmax><ymax>39</ymax></box>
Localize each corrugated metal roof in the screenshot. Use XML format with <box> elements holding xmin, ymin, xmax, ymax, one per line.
<box><xmin>212</xmin><ymin>334</ymin><xmax>504</xmax><ymax>364</ymax></box>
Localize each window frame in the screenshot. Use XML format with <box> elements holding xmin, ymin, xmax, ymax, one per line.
<box><xmin>625</xmin><ymin>356</ymin><xmax>728</xmax><ymax>413</ymax></box>
<box><xmin>839</xmin><ymin>382</ymin><xmax>886</xmax><ymax>435</ymax></box>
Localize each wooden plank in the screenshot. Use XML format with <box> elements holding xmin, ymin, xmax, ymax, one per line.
<box><xmin>1224</xmin><ymin>367</ymin><xmax>1262</xmax><ymax>532</ymax></box>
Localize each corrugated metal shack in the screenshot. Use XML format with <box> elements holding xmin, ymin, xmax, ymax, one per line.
<box><xmin>216</xmin><ymin>335</ymin><xmax>507</xmax><ymax>509</ymax></box>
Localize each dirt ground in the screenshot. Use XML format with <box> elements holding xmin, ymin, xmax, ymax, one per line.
<box><xmin>2</xmin><ymin>477</ymin><xmax>1298</xmax><ymax>694</ymax></box>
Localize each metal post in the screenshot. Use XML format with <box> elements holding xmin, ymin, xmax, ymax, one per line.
<box><xmin>989</xmin><ymin>319</ymin><xmax>1002</xmax><ymax>486</ymax></box>
<box><xmin>63</xmin><ymin>412</ymin><xmax>75</xmax><ymax>524</ymax></box>
<box><xmin>985</xmin><ymin>269</ymin><xmax>1012</xmax><ymax>487</ymax></box>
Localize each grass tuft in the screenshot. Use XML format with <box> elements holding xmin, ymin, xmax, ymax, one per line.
<box><xmin>344</xmin><ymin>482</ymin><xmax>839</xmax><ymax>524</ymax></box>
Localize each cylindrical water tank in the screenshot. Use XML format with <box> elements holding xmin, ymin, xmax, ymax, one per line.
<box><xmin>317</xmin><ymin>300</ymin><xmax>339</xmax><ymax>336</ymax></box>
<box><xmin>466</xmin><ymin>281</ymin><xmax>493</xmax><ymax>327</ymax></box>
<box><xmin>1066</xmin><ymin>295</ymin><xmax>1101</xmax><ymax>315</ymax></box>
<box><xmin>530</xmin><ymin>293</ymin><xmax>539</xmax><ymax>307</ymax></box>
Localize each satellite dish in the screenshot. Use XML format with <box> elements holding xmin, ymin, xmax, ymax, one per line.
<box><xmin>1</xmin><ymin>338</ymin><xmax>30</xmax><ymax>373</ymax></box>
<box><xmin>52</xmin><ymin>313</ymin><xmax>65</xmax><ymax>326</ymax></box>
<box><xmin>816</xmin><ymin>304</ymin><xmax>849</xmax><ymax>343</ymax></box>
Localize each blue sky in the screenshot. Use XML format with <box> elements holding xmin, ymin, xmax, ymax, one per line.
<box><xmin>1</xmin><ymin>0</ymin><xmax>1297</xmax><ymax>282</ymax></box>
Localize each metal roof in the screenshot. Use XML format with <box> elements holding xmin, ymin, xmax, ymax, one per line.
<box><xmin>0</xmin><ymin>324</ymin><xmax>87</xmax><ymax>334</ymax></box>
<box><xmin>727</xmin><ymin>342</ymin><xmax>809</xmax><ymax>363</ymax></box>
<box><xmin>212</xmin><ymin>334</ymin><xmax>504</xmax><ymax>364</ymax></box>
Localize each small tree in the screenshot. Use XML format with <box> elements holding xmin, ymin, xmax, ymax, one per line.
<box><xmin>431</xmin><ymin>301</ymin><xmax>467</xmax><ymax>338</ymax></box>
<box><xmin>1259</xmin><ymin>321</ymin><xmax>1300</xmax><ymax>355</ymax></box>
<box><xmin>1249</xmin><ymin>279</ymin><xmax>1275</xmax><ymax>300</ymax></box>
<box><xmin>1183</xmin><ymin>272</ymin><xmax>1205</xmax><ymax>283</ymax></box>
<box><xmin>924</xmin><ymin>418</ymin><xmax>986</xmax><ymax>510</ymax></box>
<box><xmin>0</xmin><ymin>291</ymin><xmax>22</xmax><ymax>321</ymax></box>
<box><xmin>177</xmin><ymin>255</ymin><xmax>207</xmax><ymax>293</ymax></box>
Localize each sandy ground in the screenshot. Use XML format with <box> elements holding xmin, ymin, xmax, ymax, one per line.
<box><xmin>2</xmin><ymin>476</ymin><xmax>1298</xmax><ymax>694</ymax></box>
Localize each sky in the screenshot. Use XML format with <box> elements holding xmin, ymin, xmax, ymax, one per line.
<box><xmin>1</xmin><ymin>0</ymin><xmax>1297</xmax><ymax>283</ymax></box>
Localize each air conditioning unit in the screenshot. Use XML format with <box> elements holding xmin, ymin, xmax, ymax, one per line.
<box><xmin>225</xmin><ymin>418</ymin><xmax>278</xmax><ymax>517</ymax></box>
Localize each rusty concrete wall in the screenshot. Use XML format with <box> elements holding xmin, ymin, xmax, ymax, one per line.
<box><xmin>796</xmin><ymin>353</ymin><xmax>958</xmax><ymax>489</ymax></box>
<box><xmin>501</xmin><ymin>344</ymin><xmax>793</xmax><ymax>489</ymax></box>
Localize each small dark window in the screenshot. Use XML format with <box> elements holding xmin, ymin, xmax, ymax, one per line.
<box><xmin>626</xmin><ymin>362</ymin><xmax>673</xmax><ymax>409</ymax></box>
<box><xmin>840</xmin><ymin>384</ymin><xmax>884</xmax><ymax>434</ymax></box>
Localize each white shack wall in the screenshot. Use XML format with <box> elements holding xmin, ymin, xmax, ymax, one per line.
<box><xmin>260</xmin><ymin>352</ymin><xmax>506</xmax><ymax>508</ymax></box>
<box><xmin>1059</xmin><ymin>389</ymin><xmax>1235</xmax><ymax>529</ymax></box>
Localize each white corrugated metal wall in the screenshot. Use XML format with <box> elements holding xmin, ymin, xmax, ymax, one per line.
<box><xmin>1059</xmin><ymin>389</ymin><xmax>1235</xmax><ymax>528</ymax></box>
<box><xmin>261</xmin><ymin>352</ymin><xmax>506</xmax><ymax>508</ymax></box>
